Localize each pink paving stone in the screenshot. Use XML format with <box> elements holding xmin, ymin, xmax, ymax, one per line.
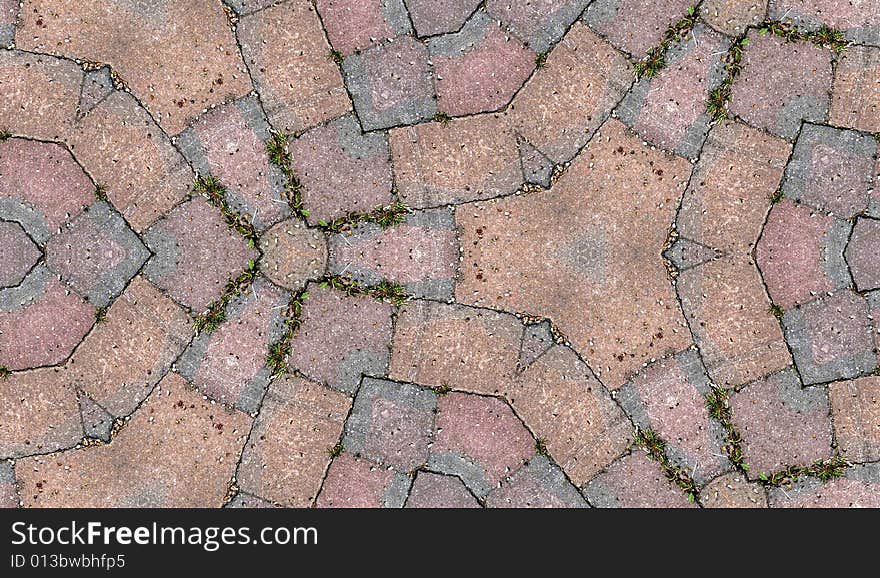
<box><xmin>846</xmin><ymin>218</ymin><xmax>880</xmax><ymax>291</ymax></box>
<box><xmin>0</xmin><ymin>367</ymin><xmax>81</xmax><ymax>458</ymax></box>
<box><xmin>830</xmin><ymin>45</ymin><xmax>880</xmax><ymax>134</ymax></box>
<box><xmin>290</xmin><ymin>114</ymin><xmax>393</xmax><ymax>225</ymax></box>
<box><xmin>404</xmin><ymin>0</ymin><xmax>481</xmax><ymax>37</ymax></box>
<box><xmin>701</xmin><ymin>0</ymin><xmax>768</xmax><ymax>36</ymax></box>
<box><xmin>729</xmin><ymin>369</ymin><xmax>833</xmax><ymax>476</ymax></box>
<box><xmin>429</xmin><ymin>11</ymin><xmax>535</xmax><ymax>116</ymax></box>
<box><xmin>583</xmin><ymin>0</ymin><xmax>694</xmax><ymax>57</ymax></box>
<box><xmin>769</xmin><ymin>0</ymin><xmax>880</xmax><ymax>44</ymax></box>
<box><xmin>0</xmin><ymin>0</ymin><xmax>16</xmax><ymax>44</ymax></box>
<box><xmin>287</xmin><ymin>285</ymin><xmax>393</xmax><ymax>394</ymax></box>
<box><xmin>237</xmin><ymin>376</ymin><xmax>351</xmax><ymax>507</ymax></box>
<box><xmin>729</xmin><ymin>31</ymin><xmax>833</xmax><ymax>140</ymax></box>
<box><xmin>18</xmin><ymin>0</ymin><xmax>251</xmax><ymax>136</ymax></box>
<box><xmin>316</xmin><ymin>453</ymin><xmax>406</xmax><ymax>507</ymax></box>
<box><xmin>485</xmin><ymin>456</ymin><xmax>588</xmax><ymax>508</ymax></box>
<box><xmin>486</xmin><ymin>0</ymin><xmax>592</xmax><ymax>52</ymax></box>
<box><xmin>756</xmin><ymin>200</ymin><xmax>851</xmax><ymax>309</ymax></box>
<box><xmin>700</xmin><ymin>473</ymin><xmax>768</xmax><ymax>508</ymax></box>
<box><xmin>828</xmin><ymin>376</ymin><xmax>880</xmax><ymax>463</ymax></box>
<box><xmin>389</xmin><ymin>300</ymin><xmax>522</xmax><ymax>396</ymax></box>
<box><xmin>456</xmin><ymin>119</ymin><xmax>692</xmax><ymax>388</ymax></box>
<box><xmin>390</xmin><ymin>113</ymin><xmax>521</xmax><ymax>207</ymax></box>
<box><xmin>65</xmin><ymin>277</ymin><xmax>193</xmax><ymax>417</ymax></box>
<box><xmin>507</xmin><ymin>22</ymin><xmax>631</xmax><ymax>164</ymax></box>
<box><xmin>143</xmin><ymin>198</ymin><xmax>258</xmax><ymax>312</ymax></box>
<box><xmin>16</xmin><ymin>372</ymin><xmax>252</xmax><ymax>508</ymax></box>
<box><xmin>585</xmin><ymin>451</ymin><xmax>697</xmax><ymax>508</ymax></box>
<box><xmin>509</xmin><ymin>345</ymin><xmax>633</xmax><ymax>486</ymax></box>
<box><xmin>316</xmin><ymin>0</ymin><xmax>411</xmax><ymax>56</ymax></box>
<box><xmin>0</xmin><ymin>222</ymin><xmax>40</xmax><ymax>288</ymax></box>
<box><xmin>259</xmin><ymin>219</ymin><xmax>326</xmax><ymax>291</ymax></box>
<box><xmin>68</xmin><ymin>91</ymin><xmax>193</xmax><ymax>233</ymax></box>
<box><xmin>768</xmin><ymin>465</ymin><xmax>880</xmax><ymax>507</ymax></box>
<box><xmin>0</xmin><ymin>463</ymin><xmax>17</xmax><ymax>508</ymax></box>
<box><xmin>238</xmin><ymin>0</ymin><xmax>351</xmax><ymax>135</ymax></box>
<box><xmin>405</xmin><ymin>472</ymin><xmax>480</xmax><ymax>508</ymax></box>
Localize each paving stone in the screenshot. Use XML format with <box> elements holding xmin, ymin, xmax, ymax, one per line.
<box><xmin>405</xmin><ymin>471</ymin><xmax>480</xmax><ymax>508</ymax></box>
<box><xmin>756</xmin><ymin>200</ymin><xmax>851</xmax><ymax>310</ymax></box>
<box><xmin>784</xmin><ymin>291</ymin><xmax>876</xmax><ymax>385</ymax></box>
<box><xmin>327</xmin><ymin>209</ymin><xmax>458</xmax><ymax>299</ymax></box>
<box><xmin>769</xmin><ymin>0</ymin><xmax>880</xmax><ymax>46</ymax></box>
<box><xmin>429</xmin><ymin>11</ymin><xmax>535</xmax><ymax>116</ymax></box>
<box><xmin>316</xmin><ymin>453</ymin><xmax>410</xmax><ymax>507</ymax></box>
<box><xmin>0</xmin><ymin>462</ymin><xmax>18</xmax><ymax>508</ymax></box>
<box><xmin>508</xmin><ymin>22</ymin><xmax>631</xmax><ymax>164</ymax></box>
<box><xmin>457</xmin><ymin>119</ymin><xmax>692</xmax><ymax>388</ymax></box>
<box><xmin>224</xmin><ymin>0</ymin><xmax>277</xmax><ymax>15</ymax></box>
<box><xmin>616</xmin><ymin>350</ymin><xmax>727</xmax><ymax>485</ymax></box>
<box><xmin>701</xmin><ymin>0</ymin><xmax>768</xmax><ymax>36</ymax></box>
<box><xmin>782</xmin><ymin>123</ymin><xmax>876</xmax><ymax>218</ymax></box>
<box><xmin>238</xmin><ymin>0</ymin><xmax>351</xmax><ymax>135</ymax></box>
<box><xmin>143</xmin><ymin>198</ymin><xmax>259</xmax><ymax>312</ymax></box>
<box><xmin>828</xmin><ymin>376</ymin><xmax>880</xmax><ymax>463</ymax></box>
<box><xmin>485</xmin><ymin>456</ymin><xmax>588</xmax><ymax>508</ymax></box>
<box><xmin>663</xmin><ymin>237</ymin><xmax>720</xmax><ymax>272</ymax></box>
<box><xmin>404</xmin><ymin>0</ymin><xmax>481</xmax><ymax>37</ymax></box>
<box><xmin>225</xmin><ymin>493</ymin><xmax>277</xmax><ymax>508</ymax></box>
<box><xmin>78</xmin><ymin>393</ymin><xmax>113</xmax><ymax>443</ymax></box>
<box><xmin>871</xmin><ymin>157</ymin><xmax>880</xmax><ymax>219</ymax></box>
<box><xmin>869</xmin><ymin>291</ymin><xmax>880</xmax><ymax>354</ymax></box>
<box><xmin>518</xmin><ymin>140</ymin><xmax>554</xmax><ymax>188</ymax></box>
<box><xmin>0</xmin><ymin>221</ymin><xmax>40</xmax><ymax>288</ymax></box>
<box><xmin>77</xmin><ymin>67</ymin><xmax>113</xmax><ymax>119</ymax></box>
<box><xmin>290</xmin><ymin>114</ymin><xmax>393</xmax><ymax>224</ymax></box>
<box><xmin>585</xmin><ymin>451</ymin><xmax>696</xmax><ymax>507</ymax></box>
<box><xmin>66</xmin><ymin>277</ymin><xmax>193</xmax><ymax>417</ymax></box>
<box><xmin>390</xmin><ymin>113</ymin><xmax>520</xmax><ymax>207</ymax></box>
<box><xmin>583</xmin><ymin>0</ymin><xmax>694</xmax><ymax>57</ymax></box>
<box><xmin>389</xmin><ymin>300</ymin><xmax>522</xmax><ymax>395</ymax></box>
<box><xmin>16</xmin><ymin>372</ymin><xmax>252</xmax><ymax>507</ymax></box>
<box><xmin>259</xmin><ymin>219</ymin><xmax>326</xmax><ymax>291</ymax></box>
<box><xmin>486</xmin><ymin>0</ymin><xmax>591</xmax><ymax>53</ymax></box>
<box><xmin>429</xmin><ymin>393</ymin><xmax>534</xmax><ymax>496</ymax></box>
<box><xmin>0</xmin><ymin>0</ymin><xmax>16</xmax><ymax>45</ymax></box>
<box><xmin>518</xmin><ymin>321</ymin><xmax>554</xmax><ymax>372</ymax></box>
<box><xmin>617</xmin><ymin>24</ymin><xmax>728</xmax><ymax>158</ymax></box>
<box><xmin>317</xmin><ymin>0</ymin><xmax>411</xmax><ymax>56</ymax></box>
<box><xmin>830</xmin><ymin>45</ymin><xmax>880</xmax><ymax>133</ymax></box>
<box><xmin>344</xmin><ymin>378</ymin><xmax>435</xmax><ymax>471</ymax></box>
<box><xmin>18</xmin><ymin>0</ymin><xmax>251</xmax><ymax>135</ymax></box>
<box><xmin>845</xmin><ymin>217</ymin><xmax>880</xmax><ymax>291</ymax></box>
<box><xmin>238</xmin><ymin>376</ymin><xmax>351</xmax><ymax>507</ymax></box>
<box><xmin>730</xmin><ymin>368</ymin><xmax>833</xmax><ymax>475</ymax></box>
<box><xmin>729</xmin><ymin>31</ymin><xmax>832</xmax><ymax>140</ymax></box>
<box><xmin>343</xmin><ymin>34</ymin><xmax>436</xmax><ymax>130</ymax></box>
<box><xmin>768</xmin><ymin>463</ymin><xmax>880</xmax><ymax>508</ymax></box>
<box><xmin>700</xmin><ymin>472</ymin><xmax>768</xmax><ymax>508</ymax></box>
<box><xmin>287</xmin><ymin>285</ymin><xmax>393</xmax><ymax>394</ymax></box>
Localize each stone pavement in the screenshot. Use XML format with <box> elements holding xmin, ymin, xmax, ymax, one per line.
<box><xmin>1</xmin><ymin>1</ymin><xmax>878</xmax><ymax>509</ymax></box>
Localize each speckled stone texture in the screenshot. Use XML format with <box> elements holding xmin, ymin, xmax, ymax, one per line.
<box><xmin>0</xmin><ymin>462</ymin><xmax>18</xmax><ymax>508</ymax></box>
<box><xmin>260</xmin><ymin>220</ymin><xmax>327</xmax><ymax>290</ymax></box>
<box><xmin>317</xmin><ymin>0</ymin><xmax>411</xmax><ymax>56</ymax></box>
<box><xmin>316</xmin><ymin>453</ymin><xmax>409</xmax><ymax>507</ymax></box>
<box><xmin>828</xmin><ymin>376</ymin><xmax>880</xmax><ymax>463</ymax></box>
<box><xmin>768</xmin><ymin>464</ymin><xmax>880</xmax><ymax>508</ymax></box>
<box><xmin>846</xmin><ymin>218</ymin><xmax>880</xmax><ymax>291</ymax></box>
<box><xmin>405</xmin><ymin>472</ymin><xmax>480</xmax><ymax>508</ymax></box>
<box><xmin>485</xmin><ymin>456</ymin><xmax>588</xmax><ymax>508</ymax></box>
<box><xmin>701</xmin><ymin>0</ymin><xmax>768</xmax><ymax>36</ymax></box>
<box><xmin>700</xmin><ymin>473</ymin><xmax>768</xmax><ymax>508</ymax></box>
<box><xmin>769</xmin><ymin>0</ymin><xmax>880</xmax><ymax>46</ymax></box>
<box><xmin>585</xmin><ymin>451</ymin><xmax>697</xmax><ymax>508</ymax></box>
<box><xmin>0</xmin><ymin>221</ymin><xmax>40</xmax><ymax>288</ymax></box>
<box><xmin>583</xmin><ymin>0</ymin><xmax>694</xmax><ymax>57</ymax></box>
<box><xmin>0</xmin><ymin>0</ymin><xmax>16</xmax><ymax>45</ymax></box>
<box><xmin>404</xmin><ymin>0</ymin><xmax>481</xmax><ymax>37</ymax></box>
<box><xmin>487</xmin><ymin>0</ymin><xmax>591</xmax><ymax>53</ymax></box>
<box><xmin>830</xmin><ymin>45</ymin><xmax>880</xmax><ymax>133</ymax></box>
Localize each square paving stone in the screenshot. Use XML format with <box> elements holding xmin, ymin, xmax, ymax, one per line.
<box><xmin>828</xmin><ymin>376</ymin><xmax>880</xmax><ymax>463</ymax></box>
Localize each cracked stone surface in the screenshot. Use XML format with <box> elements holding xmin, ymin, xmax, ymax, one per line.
<box><xmin>3</xmin><ymin>0</ymin><xmax>880</xmax><ymax>509</ymax></box>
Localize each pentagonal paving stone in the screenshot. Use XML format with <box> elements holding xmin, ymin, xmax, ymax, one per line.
<box><xmin>237</xmin><ymin>375</ymin><xmax>351</xmax><ymax>507</ymax></box>
<box><xmin>830</xmin><ymin>45</ymin><xmax>880</xmax><ymax>133</ymax></box>
<box><xmin>783</xmin><ymin>291</ymin><xmax>876</xmax><ymax>385</ymax></box>
<box><xmin>846</xmin><ymin>218</ymin><xmax>880</xmax><ymax>291</ymax></box>
<box><xmin>828</xmin><ymin>376</ymin><xmax>880</xmax><ymax>463</ymax></box>
<box><xmin>508</xmin><ymin>22</ymin><xmax>631</xmax><ymax>164</ymax></box>
<box><xmin>342</xmin><ymin>34</ymin><xmax>436</xmax><ymax>130</ymax></box>
<box><xmin>176</xmin><ymin>97</ymin><xmax>288</xmax><ymax>230</ymax></box>
<box><xmin>0</xmin><ymin>462</ymin><xmax>17</xmax><ymax>508</ymax></box>
<box><xmin>259</xmin><ymin>219</ymin><xmax>327</xmax><ymax>291</ymax></box>
<box><xmin>287</xmin><ymin>285</ymin><xmax>393</xmax><ymax>394</ymax></box>
<box><xmin>143</xmin><ymin>198</ymin><xmax>259</xmax><ymax>313</ymax></box>
<box><xmin>699</xmin><ymin>472</ymin><xmax>768</xmax><ymax>508</ymax></box>
<box><xmin>344</xmin><ymin>377</ymin><xmax>436</xmax><ymax>472</ymax></box>
<box><xmin>617</xmin><ymin>24</ymin><xmax>729</xmax><ymax>158</ymax></box>
<box><xmin>238</xmin><ymin>0</ymin><xmax>351</xmax><ymax>135</ymax></box>
<box><xmin>327</xmin><ymin>208</ymin><xmax>459</xmax><ymax>299</ymax></box>
<box><xmin>756</xmin><ymin>199</ymin><xmax>851</xmax><ymax>310</ymax></box>
<box><xmin>729</xmin><ymin>368</ymin><xmax>833</xmax><ymax>476</ymax></box>
<box><xmin>290</xmin><ymin>114</ymin><xmax>393</xmax><ymax>225</ymax></box>
<box><xmin>429</xmin><ymin>11</ymin><xmax>535</xmax><ymax>117</ymax></box>
<box><xmin>17</xmin><ymin>0</ymin><xmax>251</xmax><ymax>135</ymax></box>
<box><xmin>781</xmin><ymin>123</ymin><xmax>876</xmax><ymax>218</ymax></box>
<box><xmin>701</xmin><ymin>0</ymin><xmax>768</xmax><ymax>36</ymax></box>
<box><xmin>616</xmin><ymin>350</ymin><xmax>727</xmax><ymax>485</ymax></box>
<box><xmin>585</xmin><ymin>451</ymin><xmax>696</xmax><ymax>508</ymax></box>
<box><xmin>405</xmin><ymin>0</ymin><xmax>482</xmax><ymax>37</ymax></box>
<box><xmin>729</xmin><ymin>30</ymin><xmax>832</xmax><ymax>140</ymax></box>
<box><xmin>583</xmin><ymin>0</ymin><xmax>694</xmax><ymax>57</ymax></box>
<box><xmin>0</xmin><ymin>221</ymin><xmax>40</xmax><ymax>288</ymax></box>
<box><xmin>16</xmin><ymin>372</ymin><xmax>252</xmax><ymax>507</ymax></box>
<box><xmin>485</xmin><ymin>456</ymin><xmax>588</xmax><ymax>508</ymax></box>
<box><xmin>405</xmin><ymin>471</ymin><xmax>480</xmax><ymax>508</ymax></box>
<box><xmin>428</xmin><ymin>393</ymin><xmax>534</xmax><ymax>496</ymax></box>
<box><xmin>457</xmin><ymin>119</ymin><xmax>692</xmax><ymax>388</ymax></box>
<box><xmin>486</xmin><ymin>0</ymin><xmax>592</xmax><ymax>53</ymax></box>
<box><xmin>768</xmin><ymin>463</ymin><xmax>880</xmax><ymax>508</ymax></box>
<box><xmin>390</xmin><ymin>113</ymin><xmax>520</xmax><ymax>207</ymax></box>
<box><xmin>389</xmin><ymin>300</ymin><xmax>522</xmax><ymax>395</ymax></box>
<box><xmin>316</xmin><ymin>452</ymin><xmax>410</xmax><ymax>507</ymax></box>
<box><xmin>66</xmin><ymin>277</ymin><xmax>193</xmax><ymax>417</ymax></box>
<box><xmin>509</xmin><ymin>345</ymin><xmax>633</xmax><ymax>486</ymax></box>
<box><xmin>0</xmin><ymin>0</ymin><xmax>15</xmax><ymax>45</ymax></box>
<box><xmin>316</xmin><ymin>0</ymin><xmax>411</xmax><ymax>56</ymax></box>
<box><xmin>769</xmin><ymin>0</ymin><xmax>880</xmax><ymax>46</ymax></box>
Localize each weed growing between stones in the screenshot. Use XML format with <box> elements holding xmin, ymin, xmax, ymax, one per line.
<box><xmin>632</xmin><ymin>5</ymin><xmax>699</xmax><ymax>79</ymax></box>
<box><xmin>0</xmin><ymin>128</ymin><xmax>11</xmax><ymax>141</ymax></box>
<box><xmin>193</xmin><ymin>175</ymin><xmax>260</xmax><ymax>248</ymax></box>
<box><xmin>633</xmin><ymin>428</ymin><xmax>700</xmax><ymax>502</ymax></box>
<box><xmin>328</xmin><ymin>441</ymin><xmax>345</xmax><ymax>458</ymax></box>
<box><xmin>535</xmin><ymin>438</ymin><xmax>550</xmax><ymax>457</ymax></box>
<box><xmin>757</xmin><ymin>455</ymin><xmax>849</xmax><ymax>487</ymax></box>
<box><xmin>316</xmin><ymin>201</ymin><xmax>409</xmax><ymax>233</ymax></box>
<box><xmin>706</xmin><ymin>385</ymin><xmax>749</xmax><ymax>473</ymax></box>
<box><xmin>266</xmin><ymin>132</ymin><xmax>310</xmax><ymax>220</ymax></box>
<box><xmin>432</xmin><ymin>111</ymin><xmax>452</xmax><ymax>125</ymax></box>
<box><xmin>265</xmin><ymin>288</ymin><xmax>309</xmax><ymax>377</ymax></box>
<box><xmin>769</xmin><ymin>303</ymin><xmax>785</xmax><ymax>322</ymax></box>
<box><xmin>94</xmin><ymin>184</ymin><xmax>108</xmax><ymax>202</ymax></box>
<box><xmin>319</xmin><ymin>274</ymin><xmax>408</xmax><ymax>306</ymax></box>
<box><xmin>328</xmin><ymin>49</ymin><xmax>345</xmax><ymax>67</ymax></box>
<box><xmin>0</xmin><ymin>366</ymin><xmax>10</xmax><ymax>379</ymax></box>
<box><xmin>94</xmin><ymin>306</ymin><xmax>109</xmax><ymax>323</ymax></box>
<box><xmin>193</xmin><ymin>260</ymin><xmax>260</xmax><ymax>334</ymax></box>
<box><xmin>759</xmin><ymin>20</ymin><xmax>848</xmax><ymax>53</ymax></box>
<box><xmin>706</xmin><ymin>34</ymin><xmax>749</xmax><ymax>121</ymax></box>
<box><xmin>534</xmin><ymin>51</ymin><xmax>548</xmax><ymax>69</ymax></box>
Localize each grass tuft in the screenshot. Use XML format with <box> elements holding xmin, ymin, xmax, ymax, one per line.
<box><xmin>328</xmin><ymin>49</ymin><xmax>345</xmax><ymax>66</ymax></box>
<box><xmin>95</xmin><ymin>184</ymin><xmax>108</xmax><ymax>202</ymax></box>
<box><xmin>632</xmin><ymin>6</ymin><xmax>699</xmax><ymax>79</ymax></box>
<box><xmin>265</xmin><ymin>288</ymin><xmax>310</xmax><ymax>377</ymax></box>
<box><xmin>633</xmin><ymin>428</ymin><xmax>699</xmax><ymax>502</ymax></box>
<box><xmin>193</xmin><ymin>260</ymin><xmax>260</xmax><ymax>334</ymax></box>
<box><xmin>328</xmin><ymin>441</ymin><xmax>345</xmax><ymax>458</ymax></box>
<box><xmin>317</xmin><ymin>201</ymin><xmax>409</xmax><ymax>233</ymax></box>
<box><xmin>194</xmin><ymin>175</ymin><xmax>260</xmax><ymax>245</ymax></box>
<box><xmin>534</xmin><ymin>51</ymin><xmax>548</xmax><ymax>69</ymax></box>
<box><xmin>0</xmin><ymin>366</ymin><xmax>10</xmax><ymax>379</ymax></box>
<box><xmin>432</xmin><ymin>111</ymin><xmax>452</xmax><ymax>125</ymax></box>
<box><xmin>319</xmin><ymin>275</ymin><xmax>409</xmax><ymax>307</ymax></box>
<box><xmin>265</xmin><ymin>132</ymin><xmax>310</xmax><ymax>220</ymax></box>
<box><xmin>0</xmin><ymin>128</ymin><xmax>11</xmax><ymax>141</ymax></box>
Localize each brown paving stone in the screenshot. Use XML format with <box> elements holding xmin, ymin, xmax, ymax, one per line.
<box><xmin>238</xmin><ymin>0</ymin><xmax>351</xmax><ymax>135</ymax></box>
<box><xmin>390</xmin><ymin>114</ymin><xmax>520</xmax><ymax>207</ymax></box>
<box><xmin>0</xmin><ymin>0</ymin><xmax>16</xmax><ymax>45</ymax></box>
<box><xmin>237</xmin><ymin>376</ymin><xmax>351</xmax><ymax>507</ymax></box>
<box><xmin>700</xmin><ymin>472</ymin><xmax>768</xmax><ymax>508</ymax></box>
<box><xmin>0</xmin><ymin>221</ymin><xmax>40</xmax><ymax>288</ymax></box>
<box><xmin>485</xmin><ymin>456</ymin><xmax>588</xmax><ymax>508</ymax></box>
<box><xmin>486</xmin><ymin>0</ymin><xmax>592</xmax><ymax>53</ymax></box>
<box><xmin>828</xmin><ymin>376</ymin><xmax>880</xmax><ymax>463</ymax></box>
<box><xmin>0</xmin><ymin>462</ymin><xmax>18</xmax><ymax>507</ymax></box>
<box><xmin>769</xmin><ymin>0</ymin><xmax>880</xmax><ymax>46</ymax></box>
<box><xmin>18</xmin><ymin>0</ymin><xmax>251</xmax><ymax>135</ymax></box>
<box><xmin>585</xmin><ymin>451</ymin><xmax>696</xmax><ymax>508</ymax></box>
<box><xmin>830</xmin><ymin>45</ymin><xmax>880</xmax><ymax>133</ymax></box>
<box><xmin>404</xmin><ymin>0</ymin><xmax>481</xmax><ymax>37</ymax></box>
<box><xmin>405</xmin><ymin>471</ymin><xmax>480</xmax><ymax>508</ymax></box>
<box><xmin>768</xmin><ymin>464</ymin><xmax>880</xmax><ymax>507</ymax></box>
<box><xmin>846</xmin><ymin>218</ymin><xmax>880</xmax><ymax>291</ymax></box>
<box><xmin>259</xmin><ymin>219</ymin><xmax>326</xmax><ymax>291</ymax></box>
<box><xmin>16</xmin><ymin>372</ymin><xmax>251</xmax><ymax>507</ymax></box>
<box><xmin>583</xmin><ymin>0</ymin><xmax>694</xmax><ymax>57</ymax></box>
<box><xmin>316</xmin><ymin>452</ymin><xmax>409</xmax><ymax>507</ymax></box>
<box><xmin>316</xmin><ymin>0</ymin><xmax>411</xmax><ymax>56</ymax></box>
<box><xmin>701</xmin><ymin>0</ymin><xmax>768</xmax><ymax>36</ymax></box>
<box><xmin>508</xmin><ymin>22</ymin><xmax>631</xmax><ymax>164</ymax></box>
